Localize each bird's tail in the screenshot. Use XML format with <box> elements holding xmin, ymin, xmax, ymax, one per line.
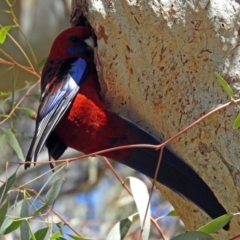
<box><xmin>115</xmin><ymin>115</ymin><xmax>229</xmax><ymax>230</ymax></box>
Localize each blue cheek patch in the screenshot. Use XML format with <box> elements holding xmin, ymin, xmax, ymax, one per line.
<box><xmin>67</xmin><ymin>46</ymin><xmax>83</xmax><ymax>55</ymax></box>
<box><xmin>70</xmin><ymin>58</ymin><xmax>87</xmax><ymax>85</ymax></box>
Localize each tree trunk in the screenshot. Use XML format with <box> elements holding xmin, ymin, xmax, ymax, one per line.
<box><xmin>71</xmin><ymin>0</ymin><xmax>240</xmax><ymax>237</ymax></box>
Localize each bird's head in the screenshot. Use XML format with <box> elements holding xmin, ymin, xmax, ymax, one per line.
<box><xmin>49</xmin><ymin>26</ymin><xmax>96</xmax><ymax>59</ymax></box>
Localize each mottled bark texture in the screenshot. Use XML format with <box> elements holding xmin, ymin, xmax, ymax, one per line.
<box><xmin>71</xmin><ymin>0</ymin><xmax>240</xmax><ymax>236</ymax></box>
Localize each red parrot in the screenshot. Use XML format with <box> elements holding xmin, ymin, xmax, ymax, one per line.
<box><xmin>25</xmin><ymin>26</ymin><xmax>229</xmax><ymax>230</ymax></box>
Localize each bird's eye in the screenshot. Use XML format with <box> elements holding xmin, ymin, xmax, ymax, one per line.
<box><xmin>70</xmin><ymin>36</ymin><xmax>78</xmax><ymax>43</ymax></box>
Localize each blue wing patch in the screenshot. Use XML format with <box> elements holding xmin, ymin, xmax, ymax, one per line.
<box><xmin>26</xmin><ymin>57</ymin><xmax>88</xmax><ymax>163</ymax></box>
<box><xmin>70</xmin><ymin>58</ymin><xmax>87</xmax><ymax>85</ymax></box>
<box><xmin>40</xmin><ymin>58</ymin><xmax>87</xmax><ymax>117</ymax></box>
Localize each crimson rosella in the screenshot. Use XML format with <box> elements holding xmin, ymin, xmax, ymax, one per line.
<box><xmin>25</xmin><ymin>26</ymin><xmax>229</xmax><ymax>230</ymax></box>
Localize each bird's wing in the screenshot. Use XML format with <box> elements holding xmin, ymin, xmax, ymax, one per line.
<box><xmin>25</xmin><ymin>58</ymin><xmax>88</xmax><ymax>169</ymax></box>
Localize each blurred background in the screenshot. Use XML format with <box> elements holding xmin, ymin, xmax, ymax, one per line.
<box><xmin>0</xmin><ymin>0</ymin><xmax>184</xmax><ymax>239</ymax></box>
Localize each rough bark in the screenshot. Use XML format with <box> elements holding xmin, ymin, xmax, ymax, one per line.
<box><xmin>71</xmin><ymin>0</ymin><xmax>240</xmax><ymax>237</ymax></box>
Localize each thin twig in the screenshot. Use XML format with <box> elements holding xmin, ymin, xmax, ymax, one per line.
<box><xmin>0</xmin><ymin>52</ymin><xmax>40</xmax><ymax>77</ymax></box>
<box><xmin>27</xmin><ymin>188</ymin><xmax>83</xmax><ymax>237</ymax></box>
<box><xmin>139</xmin><ymin>147</ymin><xmax>165</xmax><ymax>240</ymax></box>
<box><xmin>0</xmin><ymin>24</ymin><xmax>36</xmax><ymax>72</ymax></box>
<box><xmin>0</xmin><ymin>80</ymin><xmax>40</xmax><ymax>125</ymax></box>
<box><xmin>103</xmin><ymin>157</ymin><xmax>166</xmax><ymax>240</ymax></box>
<box><xmin>228</xmin><ymin>234</ymin><xmax>240</xmax><ymax>240</ymax></box>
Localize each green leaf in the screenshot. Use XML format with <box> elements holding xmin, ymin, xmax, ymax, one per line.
<box><xmin>45</xmin><ymin>179</ymin><xmax>64</xmax><ymax>204</ymax></box>
<box><xmin>50</xmin><ymin>231</ymin><xmax>61</xmax><ymax>239</ymax></box>
<box><xmin>233</xmin><ymin>113</ymin><xmax>240</xmax><ymax>129</ymax></box>
<box><xmin>30</xmin><ymin>227</ymin><xmax>48</xmax><ymax>240</ymax></box>
<box><xmin>214</xmin><ymin>72</ymin><xmax>234</xmax><ymax>98</ymax></box>
<box><xmin>37</xmin><ymin>57</ymin><xmax>47</xmax><ymax>70</ymax></box>
<box><xmin>0</xmin><ymin>217</ymin><xmax>12</xmax><ymax>237</ymax></box>
<box><xmin>0</xmin><ymin>26</ymin><xmax>11</xmax><ymax>44</ymax></box>
<box><xmin>119</xmin><ymin>217</ymin><xmax>132</xmax><ymax>238</ymax></box>
<box><xmin>0</xmin><ymin>200</ymin><xmax>8</xmax><ymax>227</ymax></box>
<box><xmin>32</xmin><ymin>166</ymin><xmax>65</xmax><ymax>210</ymax></box>
<box><xmin>0</xmin><ymin>172</ymin><xmax>16</xmax><ymax>204</ymax></box>
<box><xmin>28</xmin><ymin>93</ymin><xmax>41</xmax><ymax>102</ymax></box>
<box><xmin>106</xmin><ymin>215</ymin><xmax>134</xmax><ymax>240</ymax></box>
<box><xmin>3</xmin><ymin>218</ymin><xmax>22</xmax><ymax>235</ymax></box>
<box><xmin>67</xmin><ymin>234</ymin><xmax>93</xmax><ymax>240</ymax></box>
<box><xmin>0</xmin><ymin>134</ymin><xmax>6</xmax><ymax>150</ymax></box>
<box><xmin>128</xmin><ymin>177</ymin><xmax>150</xmax><ymax>240</ymax></box>
<box><xmin>197</xmin><ymin>213</ymin><xmax>233</xmax><ymax>234</ymax></box>
<box><xmin>18</xmin><ymin>107</ymin><xmax>37</xmax><ymax>120</ymax></box>
<box><xmin>35</xmin><ymin>179</ymin><xmax>64</xmax><ymax>214</ymax></box>
<box><xmin>0</xmin><ymin>91</ymin><xmax>11</xmax><ymax>98</ymax></box>
<box><xmin>34</xmin><ymin>203</ymin><xmax>47</xmax><ymax>215</ymax></box>
<box><xmin>20</xmin><ymin>199</ymin><xmax>30</xmax><ymax>240</ymax></box>
<box><xmin>171</xmin><ymin>231</ymin><xmax>213</xmax><ymax>240</ymax></box>
<box><xmin>1</xmin><ymin>128</ymin><xmax>24</xmax><ymax>161</ymax></box>
<box><xmin>56</xmin><ymin>222</ymin><xmax>64</xmax><ymax>235</ymax></box>
<box><xmin>166</xmin><ymin>209</ymin><xmax>178</xmax><ymax>216</ymax></box>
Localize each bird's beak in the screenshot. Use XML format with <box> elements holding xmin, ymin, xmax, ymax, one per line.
<box><xmin>84</xmin><ymin>36</ymin><xmax>96</xmax><ymax>50</ymax></box>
